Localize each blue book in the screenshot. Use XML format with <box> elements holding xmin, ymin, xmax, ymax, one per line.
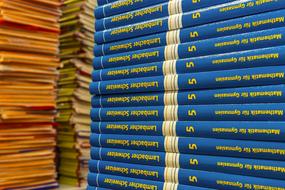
<box><xmin>87</xmin><ymin>186</ymin><xmax>110</xmax><ymax>190</ymax></box>
<box><xmin>94</xmin><ymin>9</ymin><xmax>285</xmax><ymax>56</ymax></box>
<box><xmin>91</xmin><ymin>103</ymin><xmax>285</xmax><ymax>121</ymax></box>
<box><xmin>89</xmin><ymin>159</ymin><xmax>285</xmax><ymax>183</ymax></box>
<box><xmin>88</xmin><ymin>173</ymin><xmax>212</xmax><ymax>190</ymax></box>
<box><xmin>94</xmin><ymin>27</ymin><xmax>285</xmax><ymax>69</ymax></box>
<box><xmin>91</xmin><ymin>120</ymin><xmax>285</xmax><ymax>142</ymax></box>
<box><xmin>90</xmin><ymin>134</ymin><xmax>285</xmax><ymax>160</ymax></box>
<box><xmin>93</xmin><ymin>46</ymin><xmax>285</xmax><ymax>81</ymax></box>
<box><xmin>95</xmin><ymin>0</ymin><xmax>168</xmax><ymax>19</ymax></box>
<box><xmin>95</xmin><ymin>0</ymin><xmax>285</xmax><ymax>44</ymax></box>
<box><xmin>95</xmin><ymin>0</ymin><xmax>235</xmax><ymax>31</ymax></box>
<box><xmin>91</xmin><ymin>85</ymin><xmax>285</xmax><ymax>107</ymax></box>
<box><xmin>90</xmin><ymin>66</ymin><xmax>285</xmax><ymax>95</ymax></box>
<box><xmin>91</xmin><ymin>147</ymin><xmax>285</xmax><ymax>180</ymax></box>
<box><xmin>97</xmin><ymin>0</ymin><xmax>118</xmax><ymax>6</ymax></box>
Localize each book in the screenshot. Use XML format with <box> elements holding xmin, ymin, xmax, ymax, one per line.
<box><xmin>91</xmin><ymin>147</ymin><xmax>285</xmax><ymax>180</ymax></box>
<box><xmin>94</xmin><ymin>0</ymin><xmax>285</xmax><ymax>44</ymax></box>
<box><xmin>91</xmin><ymin>120</ymin><xmax>285</xmax><ymax>142</ymax></box>
<box><xmin>93</xmin><ymin>26</ymin><xmax>285</xmax><ymax>69</ymax></box>
<box><xmin>95</xmin><ymin>0</ymin><xmax>236</xmax><ymax>31</ymax></box>
<box><xmin>57</xmin><ymin>0</ymin><xmax>95</xmax><ymax>187</ymax></box>
<box><xmin>94</xmin><ymin>9</ymin><xmax>285</xmax><ymax>56</ymax></box>
<box><xmin>90</xmin><ymin>134</ymin><xmax>285</xmax><ymax>160</ymax></box>
<box><xmin>91</xmin><ymin>103</ymin><xmax>285</xmax><ymax>121</ymax></box>
<box><xmin>94</xmin><ymin>0</ymin><xmax>170</xmax><ymax>19</ymax></box>
<box><xmin>90</xmin><ymin>66</ymin><xmax>285</xmax><ymax>95</ymax></box>
<box><xmin>87</xmin><ymin>186</ymin><xmax>111</xmax><ymax>190</ymax></box>
<box><xmin>91</xmin><ymin>84</ymin><xmax>285</xmax><ymax>107</ymax></box>
<box><xmin>92</xmin><ymin>45</ymin><xmax>285</xmax><ymax>81</ymax></box>
<box><xmin>88</xmin><ymin>173</ymin><xmax>214</xmax><ymax>190</ymax></box>
<box><xmin>97</xmin><ymin>0</ymin><xmax>118</xmax><ymax>6</ymax></box>
<box><xmin>89</xmin><ymin>159</ymin><xmax>285</xmax><ymax>182</ymax></box>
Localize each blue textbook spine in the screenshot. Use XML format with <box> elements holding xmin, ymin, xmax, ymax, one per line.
<box><xmin>94</xmin><ymin>9</ymin><xmax>285</xmax><ymax>56</ymax></box>
<box><xmin>87</xmin><ymin>186</ymin><xmax>110</xmax><ymax>190</ymax></box>
<box><xmin>94</xmin><ymin>0</ymin><xmax>169</xmax><ymax>19</ymax></box>
<box><xmin>94</xmin><ymin>27</ymin><xmax>285</xmax><ymax>69</ymax></box>
<box><xmin>90</xmin><ymin>134</ymin><xmax>285</xmax><ymax>160</ymax></box>
<box><xmin>90</xmin><ymin>66</ymin><xmax>285</xmax><ymax>95</ymax></box>
<box><xmin>94</xmin><ymin>0</ymin><xmax>285</xmax><ymax>44</ymax></box>
<box><xmin>91</xmin><ymin>85</ymin><xmax>285</xmax><ymax>107</ymax></box>
<box><xmin>88</xmin><ymin>173</ymin><xmax>212</xmax><ymax>190</ymax></box>
<box><xmin>95</xmin><ymin>0</ymin><xmax>235</xmax><ymax>31</ymax></box>
<box><xmin>93</xmin><ymin>46</ymin><xmax>285</xmax><ymax>81</ymax></box>
<box><xmin>91</xmin><ymin>120</ymin><xmax>285</xmax><ymax>142</ymax></box>
<box><xmin>91</xmin><ymin>147</ymin><xmax>285</xmax><ymax>180</ymax></box>
<box><xmin>89</xmin><ymin>163</ymin><xmax>285</xmax><ymax>190</ymax></box>
<box><xmin>90</xmin><ymin>103</ymin><xmax>285</xmax><ymax>121</ymax></box>
<box><xmin>97</xmin><ymin>0</ymin><xmax>118</xmax><ymax>6</ymax></box>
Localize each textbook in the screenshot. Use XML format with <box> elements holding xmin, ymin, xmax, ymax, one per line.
<box><xmin>90</xmin><ymin>159</ymin><xmax>285</xmax><ymax>183</ymax></box>
<box><xmin>97</xmin><ymin>0</ymin><xmax>117</xmax><ymax>6</ymax></box>
<box><xmin>94</xmin><ymin>9</ymin><xmax>285</xmax><ymax>56</ymax></box>
<box><xmin>94</xmin><ymin>0</ymin><xmax>169</xmax><ymax>19</ymax></box>
<box><xmin>90</xmin><ymin>66</ymin><xmax>285</xmax><ymax>95</ymax></box>
<box><xmin>87</xmin><ymin>186</ymin><xmax>110</xmax><ymax>190</ymax></box>
<box><xmin>93</xmin><ymin>27</ymin><xmax>285</xmax><ymax>69</ymax></box>
<box><xmin>88</xmin><ymin>173</ymin><xmax>214</xmax><ymax>190</ymax></box>
<box><xmin>90</xmin><ymin>134</ymin><xmax>285</xmax><ymax>160</ymax></box>
<box><xmin>91</xmin><ymin>147</ymin><xmax>285</xmax><ymax>180</ymax></box>
<box><xmin>91</xmin><ymin>84</ymin><xmax>285</xmax><ymax>107</ymax></box>
<box><xmin>95</xmin><ymin>0</ymin><xmax>235</xmax><ymax>31</ymax></box>
<box><xmin>91</xmin><ymin>103</ymin><xmax>285</xmax><ymax>121</ymax></box>
<box><xmin>91</xmin><ymin>120</ymin><xmax>285</xmax><ymax>142</ymax></box>
<box><xmin>94</xmin><ymin>0</ymin><xmax>285</xmax><ymax>44</ymax></box>
<box><xmin>92</xmin><ymin>46</ymin><xmax>285</xmax><ymax>81</ymax></box>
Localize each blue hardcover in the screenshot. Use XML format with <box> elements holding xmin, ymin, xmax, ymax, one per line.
<box><xmin>95</xmin><ymin>0</ymin><xmax>235</xmax><ymax>31</ymax></box>
<box><xmin>91</xmin><ymin>120</ymin><xmax>285</xmax><ymax>142</ymax></box>
<box><xmin>94</xmin><ymin>9</ymin><xmax>285</xmax><ymax>56</ymax></box>
<box><xmin>95</xmin><ymin>0</ymin><xmax>168</xmax><ymax>19</ymax></box>
<box><xmin>97</xmin><ymin>0</ymin><xmax>118</xmax><ymax>6</ymax></box>
<box><xmin>90</xmin><ymin>134</ymin><xmax>285</xmax><ymax>160</ymax></box>
<box><xmin>94</xmin><ymin>27</ymin><xmax>285</xmax><ymax>69</ymax></box>
<box><xmin>95</xmin><ymin>0</ymin><xmax>285</xmax><ymax>44</ymax></box>
<box><xmin>91</xmin><ymin>85</ymin><xmax>285</xmax><ymax>107</ymax></box>
<box><xmin>91</xmin><ymin>147</ymin><xmax>285</xmax><ymax>180</ymax></box>
<box><xmin>90</xmin><ymin>66</ymin><xmax>285</xmax><ymax>95</ymax></box>
<box><xmin>88</xmin><ymin>173</ymin><xmax>212</xmax><ymax>190</ymax></box>
<box><xmin>89</xmin><ymin>159</ymin><xmax>285</xmax><ymax>182</ymax></box>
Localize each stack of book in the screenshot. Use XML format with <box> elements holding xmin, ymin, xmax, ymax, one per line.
<box><xmin>0</xmin><ymin>0</ymin><xmax>60</xmax><ymax>189</ymax></box>
<box><xmin>88</xmin><ymin>0</ymin><xmax>285</xmax><ymax>189</ymax></box>
<box><xmin>57</xmin><ymin>0</ymin><xmax>96</xmax><ymax>187</ymax></box>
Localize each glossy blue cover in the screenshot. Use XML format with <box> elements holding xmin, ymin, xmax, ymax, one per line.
<box><xmin>95</xmin><ymin>0</ymin><xmax>235</xmax><ymax>31</ymax></box>
<box><xmin>90</xmin><ymin>66</ymin><xmax>285</xmax><ymax>95</ymax></box>
<box><xmin>91</xmin><ymin>120</ymin><xmax>285</xmax><ymax>142</ymax></box>
<box><xmin>90</xmin><ymin>134</ymin><xmax>285</xmax><ymax>160</ymax></box>
<box><xmin>91</xmin><ymin>147</ymin><xmax>285</xmax><ymax>180</ymax></box>
<box><xmin>95</xmin><ymin>0</ymin><xmax>168</xmax><ymax>19</ymax></box>
<box><xmin>89</xmin><ymin>159</ymin><xmax>285</xmax><ymax>182</ymax></box>
<box><xmin>93</xmin><ymin>27</ymin><xmax>285</xmax><ymax>69</ymax></box>
<box><xmin>94</xmin><ymin>9</ymin><xmax>285</xmax><ymax>56</ymax></box>
<box><xmin>88</xmin><ymin>173</ymin><xmax>211</xmax><ymax>190</ymax></box>
<box><xmin>97</xmin><ymin>0</ymin><xmax>118</xmax><ymax>6</ymax></box>
<box><xmin>94</xmin><ymin>0</ymin><xmax>285</xmax><ymax>44</ymax></box>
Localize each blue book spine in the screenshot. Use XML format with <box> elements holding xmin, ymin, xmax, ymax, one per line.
<box><xmin>90</xmin><ymin>66</ymin><xmax>285</xmax><ymax>95</ymax></box>
<box><xmin>87</xmin><ymin>186</ymin><xmax>110</xmax><ymax>190</ymax></box>
<box><xmin>90</xmin><ymin>134</ymin><xmax>285</xmax><ymax>160</ymax></box>
<box><xmin>88</xmin><ymin>173</ymin><xmax>211</xmax><ymax>190</ymax></box>
<box><xmin>91</xmin><ymin>147</ymin><xmax>285</xmax><ymax>180</ymax></box>
<box><xmin>90</xmin><ymin>159</ymin><xmax>285</xmax><ymax>184</ymax></box>
<box><xmin>93</xmin><ymin>46</ymin><xmax>285</xmax><ymax>81</ymax></box>
<box><xmin>91</xmin><ymin>85</ymin><xmax>285</xmax><ymax>107</ymax></box>
<box><xmin>91</xmin><ymin>103</ymin><xmax>285</xmax><ymax>121</ymax></box>
<box><xmin>95</xmin><ymin>0</ymin><xmax>235</xmax><ymax>31</ymax></box>
<box><xmin>94</xmin><ymin>27</ymin><xmax>285</xmax><ymax>69</ymax></box>
<box><xmin>91</xmin><ymin>120</ymin><xmax>285</xmax><ymax>142</ymax></box>
<box><xmin>94</xmin><ymin>0</ymin><xmax>285</xmax><ymax>44</ymax></box>
<box><xmin>94</xmin><ymin>9</ymin><xmax>285</xmax><ymax>56</ymax></box>
<box><xmin>97</xmin><ymin>0</ymin><xmax>118</xmax><ymax>6</ymax></box>
<box><xmin>94</xmin><ymin>0</ymin><xmax>169</xmax><ymax>19</ymax></box>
